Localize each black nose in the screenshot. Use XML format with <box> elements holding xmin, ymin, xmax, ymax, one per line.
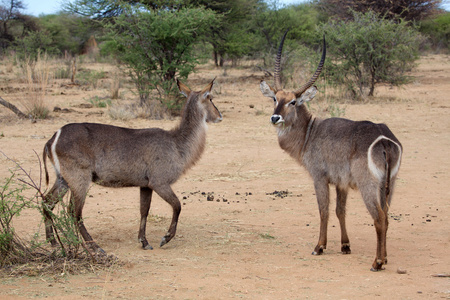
<box><xmin>271</xmin><ymin>115</ymin><xmax>280</xmax><ymax>124</ymax></box>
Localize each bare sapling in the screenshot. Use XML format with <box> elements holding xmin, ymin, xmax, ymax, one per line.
<box><xmin>42</xmin><ymin>78</ymin><xmax>222</xmax><ymax>254</ymax></box>
<box><xmin>260</xmin><ymin>31</ymin><xmax>402</xmax><ymax>271</ymax></box>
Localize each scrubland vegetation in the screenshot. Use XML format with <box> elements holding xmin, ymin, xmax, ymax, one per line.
<box><xmin>0</xmin><ymin>0</ymin><xmax>448</xmax><ymax>278</ymax></box>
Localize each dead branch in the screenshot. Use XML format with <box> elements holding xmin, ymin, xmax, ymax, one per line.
<box><xmin>255</xmin><ymin>66</ymin><xmax>273</xmax><ymax>77</ymax></box>
<box><xmin>0</xmin><ymin>96</ymin><xmax>28</xmax><ymax>119</ymax></box>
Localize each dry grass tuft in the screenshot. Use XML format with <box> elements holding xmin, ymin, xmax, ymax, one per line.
<box><xmin>108</xmin><ymin>100</ymin><xmax>168</xmax><ymax>120</ymax></box>
<box><xmin>20</xmin><ymin>52</ymin><xmax>51</xmax><ymax>119</ymax></box>
<box><xmin>110</xmin><ymin>70</ymin><xmax>121</xmax><ymax>99</ymax></box>
<box><xmin>1</xmin><ymin>252</ymin><xmax>120</xmax><ymax>277</ymax></box>
<box><xmin>6</xmin><ymin>61</ymin><xmax>14</xmax><ymax>74</ymax></box>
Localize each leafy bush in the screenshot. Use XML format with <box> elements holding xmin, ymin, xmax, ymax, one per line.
<box><xmin>14</xmin><ymin>30</ymin><xmax>59</xmax><ymax>61</ymax></box>
<box><xmin>321</xmin><ymin>10</ymin><xmax>425</xmax><ymax>99</ymax></box>
<box><xmin>36</xmin><ymin>13</ymin><xmax>103</xmax><ymax>57</ymax></box>
<box><xmin>77</xmin><ymin>69</ymin><xmax>107</xmax><ymax>89</ymax></box>
<box><xmin>419</xmin><ymin>12</ymin><xmax>450</xmax><ymax>52</ymax></box>
<box><xmin>0</xmin><ymin>169</ymin><xmax>34</xmax><ymax>266</ymax></box>
<box><xmin>0</xmin><ymin>153</ymin><xmax>115</xmax><ymax>275</ymax></box>
<box><xmin>254</xmin><ymin>2</ymin><xmax>321</xmax><ymax>66</ymax></box>
<box><xmin>104</xmin><ymin>5</ymin><xmax>220</xmax><ymax>115</ymax></box>
<box><xmin>88</xmin><ymin>96</ymin><xmax>111</xmax><ymax>108</ymax></box>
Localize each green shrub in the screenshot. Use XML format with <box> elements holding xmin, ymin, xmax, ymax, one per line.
<box><xmin>77</xmin><ymin>69</ymin><xmax>107</xmax><ymax>89</ymax></box>
<box><xmin>419</xmin><ymin>12</ymin><xmax>450</xmax><ymax>52</ymax></box>
<box><xmin>0</xmin><ymin>153</ymin><xmax>110</xmax><ymax>274</ymax></box>
<box><xmin>89</xmin><ymin>96</ymin><xmax>111</xmax><ymax>108</ymax></box>
<box><xmin>104</xmin><ymin>5</ymin><xmax>220</xmax><ymax>114</ymax></box>
<box><xmin>321</xmin><ymin>10</ymin><xmax>425</xmax><ymax>99</ymax></box>
<box><xmin>0</xmin><ymin>169</ymin><xmax>34</xmax><ymax>266</ymax></box>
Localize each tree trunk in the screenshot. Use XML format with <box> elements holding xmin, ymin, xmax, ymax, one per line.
<box><xmin>368</xmin><ymin>85</ymin><xmax>375</xmax><ymax>97</ymax></box>
<box><xmin>369</xmin><ymin>72</ymin><xmax>376</xmax><ymax>97</ymax></box>
<box><xmin>213</xmin><ymin>51</ymin><xmax>219</xmax><ymax>67</ymax></box>
<box><xmin>0</xmin><ymin>97</ymin><xmax>28</xmax><ymax>118</ymax></box>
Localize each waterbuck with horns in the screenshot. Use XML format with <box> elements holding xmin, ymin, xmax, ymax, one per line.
<box><xmin>42</xmin><ymin>78</ymin><xmax>222</xmax><ymax>254</ymax></box>
<box><xmin>260</xmin><ymin>32</ymin><xmax>402</xmax><ymax>271</ymax></box>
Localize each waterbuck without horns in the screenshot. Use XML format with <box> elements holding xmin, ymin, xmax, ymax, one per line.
<box><xmin>43</xmin><ymin>78</ymin><xmax>222</xmax><ymax>254</ymax></box>
<box><xmin>260</xmin><ymin>32</ymin><xmax>402</xmax><ymax>271</ymax></box>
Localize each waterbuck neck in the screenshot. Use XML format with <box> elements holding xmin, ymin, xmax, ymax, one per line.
<box><xmin>171</xmin><ymin>95</ymin><xmax>208</xmax><ymax>169</ymax></box>
<box><xmin>277</xmin><ymin>106</ymin><xmax>316</xmax><ymax>160</ymax></box>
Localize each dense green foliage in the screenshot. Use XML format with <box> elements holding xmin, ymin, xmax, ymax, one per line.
<box><xmin>315</xmin><ymin>0</ymin><xmax>442</xmax><ymax>22</ymax></box>
<box><xmin>104</xmin><ymin>5</ymin><xmax>219</xmax><ymax>109</ymax></box>
<box><xmin>419</xmin><ymin>12</ymin><xmax>450</xmax><ymax>51</ymax></box>
<box><xmin>1</xmin><ymin>0</ymin><xmax>448</xmax><ymax>112</ymax></box>
<box><xmin>189</xmin><ymin>0</ymin><xmax>260</xmax><ymax>66</ymax></box>
<box><xmin>321</xmin><ymin>11</ymin><xmax>425</xmax><ymax>99</ymax></box>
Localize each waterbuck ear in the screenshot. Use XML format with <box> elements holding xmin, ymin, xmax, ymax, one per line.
<box><xmin>296</xmin><ymin>86</ymin><xmax>318</xmax><ymax>106</ymax></box>
<box><xmin>260</xmin><ymin>80</ymin><xmax>276</xmax><ymax>99</ymax></box>
<box><xmin>177</xmin><ymin>79</ymin><xmax>191</xmax><ymax>98</ymax></box>
<box><xmin>200</xmin><ymin>78</ymin><xmax>215</xmax><ymax>99</ymax></box>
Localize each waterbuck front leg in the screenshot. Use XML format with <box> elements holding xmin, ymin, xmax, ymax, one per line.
<box><xmin>138</xmin><ymin>187</ymin><xmax>154</xmax><ymax>250</ymax></box>
<box><xmin>43</xmin><ymin>175</ymin><xmax>69</xmax><ymax>246</ymax></box>
<box><xmin>336</xmin><ymin>186</ymin><xmax>351</xmax><ymax>254</ymax></box>
<box><xmin>153</xmin><ymin>185</ymin><xmax>181</xmax><ymax>247</ymax></box>
<box><xmin>69</xmin><ymin>178</ymin><xmax>105</xmax><ymax>255</ymax></box>
<box><xmin>312</xmin><ymin>179</ymin><xmax>330</xmax><ymax>255</ymax></box>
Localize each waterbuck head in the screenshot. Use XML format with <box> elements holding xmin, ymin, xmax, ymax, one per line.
<box><xmin>177</xmin><ymin>78</ymin><xmax>223</xmax><ymax>124</ymax></box>
<box><xmin>260</xmin><ymin>31</ymin><xmax>326</xmax><ymax>129</ymax></box>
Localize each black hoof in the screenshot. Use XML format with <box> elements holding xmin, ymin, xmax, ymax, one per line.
<box><xmin>341</xmin><ymin>244</ymin><xmax>351</xmax><ymax>254</ymax></box>
<box><xmin>312</xmin><ymin>246</ymin><xmax>324</xmax><ymax>255</ymax></box>
<box><xmin>94</xmin><ymin>247</ymin><xmax>106</xmax><ymax>255</ymax></box>
<box><xmin>140</xmin><ymin>238</ymin><xmax>153</xmax><ymax>250</ymax></box>
<box><xmin>371</xmin><ymin>260</ymin><xmax>385</xmax><ymax>271</ymax></box>
<box><xmin>143</xmin><ymin>244</ymin><xmax>154</xmax><ymax>250</ymax></box>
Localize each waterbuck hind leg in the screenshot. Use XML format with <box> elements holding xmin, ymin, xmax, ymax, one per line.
<box><xmin>360</xmin><ymin>188</ymin><xmax>388</xmax><ymax>271</ymax></box>
<box><xmin>138</xmin><ymin>187</ymin><xmax>154</xmax><ymax>250</ymax></box>
<box><xmin>153</xmin><ymin>185</ymin><xmax>181</xmax><ymax>247</ymax></box>
<box><xmin>371</xmin><ymin>209</ymin><xmax>388</xmax><ymax>271</ymax></box>
<box><xmin>382</xmin><ymin>177</ymin><xmax>396</xmax><ymax>265</ymax></box>
<box><xmin>384</xmin><ymin>213</ymin><xmax>389</xmax><ymax>265</ymax></box>
<box><xmin>312</xmin><ymin>180</ymin><xmax>330</xmax><ymax>255</ymax></box>
<box><xmin>43</xmin><ymin>176</ymin><xmax>69</xmax><ymax>246</ymax></box>
<box><xmin>336</xmin><ymin>186</ymin><xmax>351</xmax><ymax>254</ymax></box>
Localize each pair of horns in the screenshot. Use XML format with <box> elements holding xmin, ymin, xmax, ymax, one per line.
<box><xmin>273</xmin><ymin>30</ymin><xmax>326</xmax><ymax>96</ymax></box>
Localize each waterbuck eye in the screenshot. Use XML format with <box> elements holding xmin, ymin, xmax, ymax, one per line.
<box><xmin>289</xmin><ymin>100</ymin><xmax>296</xmax><ymax>106</ymax></box>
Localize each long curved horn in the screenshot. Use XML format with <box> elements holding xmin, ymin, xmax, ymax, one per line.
<box><xmin>294</xmin><ymin>36</ymin><xmax>326</xmax><ymax>97</ymax></box>
<box><xmin>274</xmin><ymin>30</ymin><xmax>289</xmax><ymax>91</ymax></box>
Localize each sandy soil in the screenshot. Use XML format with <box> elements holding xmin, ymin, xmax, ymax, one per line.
<box><xmin>0</xmin><ymin>54</ymin><xmax>449</xmax><ymax>299</ymax></box>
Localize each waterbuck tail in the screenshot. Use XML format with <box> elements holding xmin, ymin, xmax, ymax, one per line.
<box><xmin>380</xmin><ymin>150</ymin><xmax>392</xmax><ymax>214</ymax></box>
<box><xmin>43</xmin><ymin>144</ymin><xmax>50</xmax><ymax>186</ymax></box>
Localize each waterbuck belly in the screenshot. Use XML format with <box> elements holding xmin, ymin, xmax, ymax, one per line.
<box><xmin>92</xmin><ymin>169</ymin><xmax>148</xmax><ymax>188</ymax></box>
<box><xmin>328</xmin><ymin>166</ymin><xmax>355</xmax><ymax>189</ymax></box>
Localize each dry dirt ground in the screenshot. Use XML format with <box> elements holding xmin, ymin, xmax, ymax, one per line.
<box><xmin>0</xmin><ymin>54</ymin><xmax>449</xmax><ymax>299</ymax></box>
